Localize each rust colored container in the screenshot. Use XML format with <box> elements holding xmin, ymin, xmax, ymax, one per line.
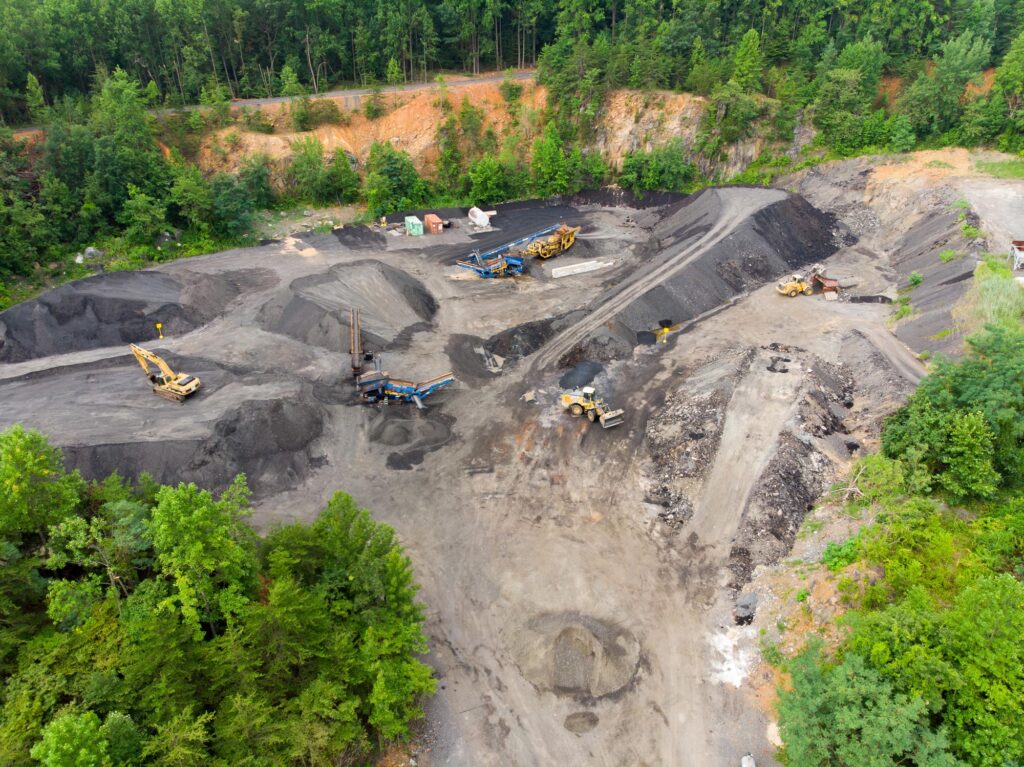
<box><xmin>424</xmin><ymin>213</ymin><xmax>443</xmax><ymax>234</ymax></box>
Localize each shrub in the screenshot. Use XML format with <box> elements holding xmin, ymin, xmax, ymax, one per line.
<box><xmin>363</xmin><ymin>88</ymin><xmax>386</xmax><ymax>120</ymax></box>
<box><xmin>291</xmin><ymin>98</ymin><xmax>343</xmax><ymax>131</ymax></box>
<box><xmin>239</xmin><ymin>107</ymin><xmax>274</xmax><ymax>134</ymax></box>
<box><xmin>619</xmin><ymin>139</ymin><xmax>697</xmax><ymax>194</ymax></box>
<box><xmin>822</xmin><ymin>539</ymin><xmax>859</xmax><ymax>571</ymax></box>
<box><xmin>362</xmin><ymin>142</ymin><xmax>426</xmax><ymax>217</ymax></box>
<box><xmin>908</xmin><ymin>271</ymin><xmax>923</xmax><ymax>287</ymax></box>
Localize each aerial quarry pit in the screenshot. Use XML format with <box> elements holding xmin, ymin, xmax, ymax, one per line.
<box><xmin>1</xmin><ymin>153</ymin><xmax>1018</xmax><ymax>766</ymax></box>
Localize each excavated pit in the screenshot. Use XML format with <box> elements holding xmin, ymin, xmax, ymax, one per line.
<box><xmin>257</xmin><ymin>260</ymin><xmax>436</xmax><ymax>351</ymax></box>
<box><xmin>0</xmin><ymin>268</ymin><xmax>275</xmax><ymax>362</ymax></box>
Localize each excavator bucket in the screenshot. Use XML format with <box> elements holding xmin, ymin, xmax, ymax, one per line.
<box><xmin>599</xmin><ymin>408</ymin><xmax>625</xmax><ymax>429</ymax></box>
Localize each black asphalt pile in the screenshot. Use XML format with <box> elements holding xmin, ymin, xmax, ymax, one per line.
<box><xmin>484</xmin><ymin>311</ymin><xmax>585</xmax><ymax>364</ymax></box>
<box><xmin>0</xmin><ymin>269</ymin><xmax>271</xmax><ymax>362</ymax></box>
<box><xmin>257</xmin><ymin>260</ymin><xmax>436</xmax><ymax>351</ymax></box>
<box><xmin>612</xmin><ymin>193</ymin><xmax>847</xmax><ymax>342</ymax></box>
<box><xmin>62</xmin><ymin>398</ymin><xmax>324</xmax><ymax>497</ymax></box>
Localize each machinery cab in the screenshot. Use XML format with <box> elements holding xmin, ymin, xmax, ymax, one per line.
<box><xmin>579</xmin><ymin>386</ymin><xmax>597</xmax><ymax>404</ymax></box>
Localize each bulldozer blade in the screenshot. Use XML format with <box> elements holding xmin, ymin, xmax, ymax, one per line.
<box><xmin>599</xmin><ymin>409</ymin><xmax>625</xmax><ymax>428</ymax></box>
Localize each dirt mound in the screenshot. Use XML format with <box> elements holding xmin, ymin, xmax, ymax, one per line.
<box><xmin>513</xmin><ymin>611</ymin><xmax>643</xmax><ymax>702</ymax></box>
<box><xmin>62</xmin><ymin>398</ymin><xmax>324</xmax><ymax>497</ymax></box>
<box><xmin>0</xmin><ymin>268</ymin><xmax>273</xmax><ymax>362</ymax></box>
<box><xmin>257</xmin><ymin>260</ymin><xmax>436</xmax><ymax>351</ymax></box>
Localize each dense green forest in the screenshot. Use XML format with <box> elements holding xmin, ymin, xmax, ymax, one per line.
<box><xmin>1</xmin><ymin>0</ymin><xmax>1023</xmax><ymax>121</ymax></box>
<box><xmin>776</xmin><ymin>279</ymin><xmax>1024</xmax><ymax>767</ymax></box>
<box><xmin>0</xmin><ymin>427</ymin><xmax>435</xmax><ymax>765</ymax></box>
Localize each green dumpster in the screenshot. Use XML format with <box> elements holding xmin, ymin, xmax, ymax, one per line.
<box><xmin>404</xmin><ymin>216</ymin><xmax>423</xmax><ymax>236</ymax></box>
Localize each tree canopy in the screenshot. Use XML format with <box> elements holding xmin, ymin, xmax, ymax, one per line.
<box><xmin>0</xmin><ymin>426</ymin><xmax>435</xmax><ymax>765</ymax></box>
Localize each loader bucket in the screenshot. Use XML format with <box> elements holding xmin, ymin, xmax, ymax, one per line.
<box><xmin>599</xmin><ymin>409</ymin><xmax>625</xmax><ymax>429</ymax></box>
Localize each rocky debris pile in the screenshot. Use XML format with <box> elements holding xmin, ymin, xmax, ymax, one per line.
<box><xmin>727</xmin><ymin>355</ymin><xmax>855</xmax><ymax>588</ymax></box>
<box><xmin>257</xmin><ymin>260</ymin><xmax>436</xmax><ymax>351</ymax></box>
<box><xmin>643</xmin><ymin>352</ymin><xmax>752</xmax><ymax>528</ymax></box>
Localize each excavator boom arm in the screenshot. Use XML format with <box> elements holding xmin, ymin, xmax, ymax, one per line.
<box><xmin>129</xmin><ymin>343</ymin><xmax>178</xmax><ymax>381</ymax></box>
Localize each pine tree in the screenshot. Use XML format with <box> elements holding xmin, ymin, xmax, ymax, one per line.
<box><xmin>731</xmin><ymin>29</ymin><xmax>763</xmax><ymax>93</ymax></box>
<box><xmin>25</xmin><ymin>74</ymin><xmax>47</xmax><ymax>124</ymax></box>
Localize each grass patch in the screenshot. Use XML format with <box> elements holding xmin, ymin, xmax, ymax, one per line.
<box><xmin>931</xmin><ymin>328</ymin><xmax>952</xmax><ymax>340</ymax></box>
<box><xmin>952</xmin><ymin>254</ymin><xmax>1024</xmax><ymax>334</ymax></box>
<box><xmin>939</xmin><ymin>248</ymin><xmax>959</xmax><ymax>263</ymax></box>
<box><xmin>795</xmin><ymin>588</ymin><xmax>810</xmax><ymax>603</ymax></box>
<box><xmin>962</xmin><ymin>222</ymin><xmax>982</xmax><ymax>240</ymax></box>
<box><xmin>975</xmin><ymin>158</ymin><xmax>1024</xmax><ymax>179</ymax></box>
<box><xmin>822</xmin><ymin>539</ymin><xmax>859</xmax><ymax>572</ymax></box>
<box><xmin>926</xmin><ymin>160</ymin><xmax>953</xmax><ymax>169</ymax></box>
<box><xmin>893</xmin><ymin>303</ymin><xmax>913</xmax><ymax>321</ymax></box>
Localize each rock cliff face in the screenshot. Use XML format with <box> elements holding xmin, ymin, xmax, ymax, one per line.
<box><xmin>198</xmin><ymin>79</ymin><xmax>800</xmax><ymax>184</ymax></box>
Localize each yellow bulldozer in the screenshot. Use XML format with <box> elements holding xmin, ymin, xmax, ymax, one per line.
<box><xmin>560</xmin><ymin>386</ymin><xmax>625</xmax><ymax>429</ymax></box>
<box><xmin>524</xmin><ymin>224</ymin><xmax>581</xmax><ymax>259</ymax></box>
<box><xmin>129</xmin><ymin>343</ymin><xmax>201</xmax><ymax>403</ymax></box>
<box><xmin>776</xmin><ymin>273</ymin><xmax>813</xmax><ymax>297</ymax></box>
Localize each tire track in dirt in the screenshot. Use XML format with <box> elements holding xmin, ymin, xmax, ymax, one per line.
<box><xmin>532</xmin><ymin>188</ymin><xmax>787</xmax><ymax>372</ymax></box>
<box><xmin>662</xmin><ymin>354</ymin><xmax>803</xmax><ymax>765</ymax></box>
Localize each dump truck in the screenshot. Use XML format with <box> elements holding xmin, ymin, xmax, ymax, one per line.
<box><xmin>560</xmin><ymin>386</ymin><xmax>624</xmax><ymax>428</ymax></box>
<box><xmin>129</xmin><ymin>343</ymin><xmax>201</xmax><ymax>403</ymax></box>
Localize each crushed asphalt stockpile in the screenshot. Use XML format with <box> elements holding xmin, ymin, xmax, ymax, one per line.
<box><xmin>888</xmin><ymin>209</ymin><xmax>979</xmax><ymax>355</ymax></box>
<box><xmin>62</xmin><ymin>398</ymin><xmax>324</xmax><ymax>498</ymax></box>
<box><xmin>257</xmin><ymin>260</ymin><xmax>436</xmax><ymax>350</ymax></box>
<box><xmin>525</xmin><ymin>188</ymin><xmax>850</xmax><ymax>370</ymax></box>
<box><xmin>611</xmin><ymin>193</ymin><xmax>847</xmax><ymax>343</ymax></box>
<box><xmin>784</xmin><ymin>157</ymin><xmax>988</xmax><ymax>358</ymax></box>
<box><xmin>0</xmin><ymin>269</ymin><xmax>274</xmax><ymax>363</ymax></box>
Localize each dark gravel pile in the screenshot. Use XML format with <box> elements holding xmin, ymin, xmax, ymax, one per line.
<box><xmin>62</xmin><ymin>398</ymin><xmax>324</xmax><ymax>498</ymax></box>
<box><xmin>0</xmin><ymin>268</ymin><xmax>274</xmax><ymax>362</ymax></box>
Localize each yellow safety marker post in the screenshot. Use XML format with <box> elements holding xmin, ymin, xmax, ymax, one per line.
<box><xmin>155</xmin><ymin>322</ymin><xmax>163</xmax><ymax>339</ymax></box>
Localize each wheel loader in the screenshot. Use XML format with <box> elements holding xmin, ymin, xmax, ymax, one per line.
<box><xmin>560</xmin><ymin>386</ymin><xmax>625</xmax><ymax>429</ymax></box>
<box><xmin>523</xmin><ymin>224</ymin><xmax>581</xmax><ymax>259</ymax></box>
<box><xmin>776</xmin><ymin>273</ymin><xmax>813</xmax><ymax>297</ymax></box>
<box><xmin>129</xmin><ymin>344</ymin><xmax>201</xmax><ymax>403</ymax></box>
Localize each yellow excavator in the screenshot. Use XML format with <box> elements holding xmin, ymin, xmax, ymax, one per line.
<box><xmin>524</xmin><ymin>224</ymin><xmax>581</xmax><ymax>259</ymax></box>
<box><xmin>560</xmin><ymin>386</ymin><xmax>625</xmax><ymax>429</ymax></box>
<box><xmin>129</xmin><ymin>344</ymin><xmax>201</xmax><ymax>403</ymax></box>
